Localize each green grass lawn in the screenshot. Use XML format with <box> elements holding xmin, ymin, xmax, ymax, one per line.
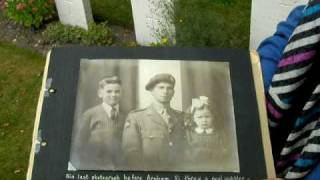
<box><xmin>174</xmin><ymin>0</ymin><xmax>251</xmax><ymax>48</ymax></box>
<box><xmin>91</xmin><ymin>0</ymin><xmax>134</xmax><ymax>28</ymax></box>
<box><xmin>0</xmin><ymin>42</ymin><xmax>45</xmax><ymax>180</ymax></box>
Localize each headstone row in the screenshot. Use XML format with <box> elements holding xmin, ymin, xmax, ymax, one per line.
<box><xmin>55</xmin><ymin>0</ymin><xmax>308</xmax><ymax>48</ymax></box>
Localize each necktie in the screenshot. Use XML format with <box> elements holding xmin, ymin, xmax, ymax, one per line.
<box><xmin>161</xmin><ymin>109</ymin><xmax>169</xmax><ymax>123</ymax></box>
<box><xmin>110</xmin><ymin>107</ymin><xmax>117</xmax><ymax>120</ymax></box>
<box><xmin>161</xmin><ymin>109</ymin><xmax>173</xmax><ymax>129</ymax></box>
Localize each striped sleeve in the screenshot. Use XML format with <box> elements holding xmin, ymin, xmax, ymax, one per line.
<box><xmin>266</xmin><ymin>0</ymin><xmax>320</xmax><ymax>179</ymax></box>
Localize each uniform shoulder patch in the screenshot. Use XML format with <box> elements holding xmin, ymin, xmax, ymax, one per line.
<box><xmin>126</xmin><ymin>108</ymin><xmax>148</xmax><ymax>120</ymax></box>
<box><xmin>129</xmin><ymin>108</ymin><xmax>147</xmax><ymax>114</ymax></box>
<box><xmin>172</xmin><ymin>109</ymin><xmax>183</xmax><ymax>115</ymax></box>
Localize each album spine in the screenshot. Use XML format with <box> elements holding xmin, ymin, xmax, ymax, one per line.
<box><xmin>250</xmin><ymin>50</ymin><xmax>276</xmax><ymax>178</ymax></box>
<box><xmin>26</xmin><ymin>50</ymin><xmax>52</xmax><ymax>180</ymax></box>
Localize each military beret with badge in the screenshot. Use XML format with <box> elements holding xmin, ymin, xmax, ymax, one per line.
<box><xmin>145</xmin><ymin>73</ymin><xmax>176</xmax><ymax>91</ymax></box>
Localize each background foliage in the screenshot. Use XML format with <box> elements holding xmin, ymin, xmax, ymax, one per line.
<box><xmin>5</xmin><ymin>0</ymin><xmax>56</xmax><ymax>28</ymax></box>
<box><xmin>0</xmin><ymin>0</ymin><xmax>6</xmax><ymax>10</ymax></box>
<box><xmin>90</xmin><ymin>0</ymin><xmax>133</xmax><ymax>28</ymax></box>
<box><xmin>173</xmin><ymin>0</ymin><xmax>251</xmax><ymax>48</ymax></box>
<box><xmin>42</xmin><ymin>22</ymin><xmax>113</xmax><ymax>46</ymax></box>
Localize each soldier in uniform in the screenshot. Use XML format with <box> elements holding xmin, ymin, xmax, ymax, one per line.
<box><xmin>71</xmin><ymin>76</ymin><xmax>126</xmax><ymax>170</ymax></box>
<box><xmin>122</xmin><ymin>73</ymin><xmax>186</xmax><ymax>171</ymax></box>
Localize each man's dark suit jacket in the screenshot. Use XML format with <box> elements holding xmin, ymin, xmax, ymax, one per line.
<box><xmin>71</xmin><ymin>104</ymin><xmax>126</xmax><ymax>170</ymax></box>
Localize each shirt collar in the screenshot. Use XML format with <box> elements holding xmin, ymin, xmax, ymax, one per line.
<box><xmin>152</xmin><ymin>103</ymin><xmax>169</xmax><ymax>115</ymax></box>
<box><xmin>102</xmin><ymin>103</ymin><xmax>119</xmax><ymax>117</ymax></box>
<box><xmin>195</xmin><ymin>127</ymin><xmax>213</xmax><ymax>134</ymax></box>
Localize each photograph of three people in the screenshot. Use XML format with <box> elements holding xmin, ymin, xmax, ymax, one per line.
<box><xmin>68</xmin><ymin>59</ymin><xmax>240</xmax><ymax>172</ymax></box>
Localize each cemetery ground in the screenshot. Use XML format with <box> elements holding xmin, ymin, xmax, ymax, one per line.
<box><xmin>0</xmin><ymin>41</ymin><xmax>44</xmax><ymax>180</ymax></box>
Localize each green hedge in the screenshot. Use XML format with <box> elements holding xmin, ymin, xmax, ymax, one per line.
<box><xmin>90</xmin><ymin>0</ymin><xmax>133</xmax><ymax>28</ymax></box>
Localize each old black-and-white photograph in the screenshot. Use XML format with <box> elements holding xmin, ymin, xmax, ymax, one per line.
<box><xmin>68</xmin><ymin>59</ymin><xmax>239</xmax><ymax>172</ymax></box>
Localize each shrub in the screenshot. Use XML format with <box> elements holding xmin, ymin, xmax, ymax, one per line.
<box><xmin>5</xmin><ymin>0</ymin><xmax>56</xmax><ymax>28</ymax></box>
<box><xmin>90</xmin><ymin>0</ymin><xmax>133</xmax><ymax>28</ymax></box>
<box><xmin>0</xmin><ymin>0</ymin><xmax>6</xmax><ymax>10</ymax></box>
<box><xmin>150</xmin><ymin>37</ymin><xmax>174</xmax><ymax>47</ymax></box>
<box><xmin>42</xmin><ymin>22</ymin><xmax>113</xmax><ymax>46</ymax></box>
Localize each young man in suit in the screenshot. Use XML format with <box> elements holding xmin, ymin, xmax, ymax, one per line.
<box><xmin>72</xmin><ymin>76</ymin><xmax>126</xmax><ymax>170</ymax></box>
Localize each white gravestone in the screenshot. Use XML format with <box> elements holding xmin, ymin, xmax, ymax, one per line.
<box><xmin>130</xmin><ymin>0</ymin><xmax>175</xmax><ymax>46</ymax></box>
<box><xmin>55</xmin><ymin>0</ymin><xmax>93</xmax><ymax>30</ymax></box>
<box><xmin>250</xmin><ymin>0</ymin><xmax>308</xmax><ymax>49</ymax></box>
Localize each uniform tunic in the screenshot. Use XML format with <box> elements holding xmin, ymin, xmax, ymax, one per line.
<box><xmin>122</xmin><ymin>105</ymin><xmax>186</xmax><ymax>171</ymax></box>
<box><xmin>71</xmin><ymin>104</ymin><xmax>126</xmax><ymax>170</ymax></box>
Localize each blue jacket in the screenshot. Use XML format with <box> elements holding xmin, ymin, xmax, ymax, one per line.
<box><xmin>257</xmin><ymin>5</ymin><xmax>305</xmax><ymax>90</ymax></box>
<box><xmin>258</xmin><ymin>5</ymin><xmax>320</xmax><ymax>179</ymax></box>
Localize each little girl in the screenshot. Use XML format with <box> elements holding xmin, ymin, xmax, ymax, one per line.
<box><xmin>185</xmin><ymin>96</ymin><xmax>226</xmax><ymax>171</ymax></box>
